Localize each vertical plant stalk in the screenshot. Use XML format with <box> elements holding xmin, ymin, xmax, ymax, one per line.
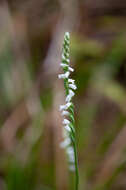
<box><xmin>58</xmin><ymin>32</ymin><xmax>79</xmax><ymax>190</ymax></box>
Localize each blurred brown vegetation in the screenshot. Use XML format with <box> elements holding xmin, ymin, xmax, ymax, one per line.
<box><xmin>0</xmin><ymin>0</ymin><xmax>126</xmax><ymax>190</ymax></box>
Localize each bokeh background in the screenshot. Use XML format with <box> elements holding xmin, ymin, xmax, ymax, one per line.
<box><xmin>1</xmin><ymin>0</ymin><xmax>126</xmax><ymax>189</ymax></box>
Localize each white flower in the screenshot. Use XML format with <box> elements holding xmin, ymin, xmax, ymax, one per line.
<box><xmin>64</xmin><ymin>38</ymin><xmax>69</xmax><ymax>45</ymax></box>
<box><xmin>60</xmin><ymin>63</ymin><xmax>68</xmax><ymax>68</ymax></box>
<box><xmin>61</xmin><ymin>110</ymin><xmax>69</xmax><ymax>116</ymax></box>
<box><xmin>65</xmin><ymin>46</ymin><xmax>69</xmax><ymax>52</ymax></box>
<box><xmin>58</xmin><ymin>71</ymin><xmax>70</xmax><ymax>79</ymax></box>
<box><xmin>69</xmin><ymin>153</ymin><xmax>75</xmax><ymax>163</ymax></box>
<box><xmin>59</xmin><ymin>105</ymin><xmax>66</xmax><ymax>111</ymax></box>
<box><xmin>66</xmin><ymin>53</ymin><xmax>69</xmax><ymax>57</ymax></box>
<box><xmin>59</xmin><ymin>102</ymin><xmax>72</xmax><ymax>111</ymax></box>
<box><xmin>62</xmin><ymin>54</ymin><xmax>66</xmax><ymax>60</ymax></box>
<box><xmin>66</xmin><ymin>145</ymin><xmax>75</xmax><ymax>169</ymax></box>
<box><xmin>63</xmin><ymin>119</ymin><xmax>70</xmax><ymax>125</ymax></box>
<box><xmin>67</xmin><ymin>146</ymin><xmax>74</xmax><ymax>155</ymax></box>
<box><xmin>68</xmin><ymin>79</ymin><xmax>75</xmax><ymax>84</ymax></box>
<box><xmin>68</xmin><ymin>66</ymin><xmax>74</xmax><ymax>72</ymax></box>
<box><xmin>66</xmin><ymin>59</ymin><xmax>70</xmax><ymax>63</ymax></box>
<box><xmin>65</xmin><ymin>32</ymin><xmax>70</xmax><ymax>39</ymax></box>
<box><xmin>66</xmin><ymin>89</ymin><xmax>75</xmax><ymax>102</ymax></box>
<box><xmin>62</xmin><ymin>128</ymin><xmax>69</xmax><ymax>138</ymax></box>
<box><xmin>65</xmin><ymin>102</ymin><xmax>72</xmax><ymax>108</ymax></box>
<box><xmin>64</xmin><ymin>124</ymin><xmax>71</xmax><ymax>132</ymax></box>
<box><xmin>58</xmin><ymin>32</ymin><xmax>78</xmax><ymax>173</ymax></box>
<box><xmin>60</xmin><ymin>137</ymin><xmax>71</xmax><ymax>148</ymax></box>
<box><xmin>62</xmin><ymin>53</ymin><xmax>70</xmax><ymax>62</ymax></box>
<box><xmin>69</xmin><ymin>83</ymin><xmax>77</xmax><ymax>90</ymax></box>
<box><xmin>67</xmin><ymin>147</ymin><xmax>75</xmax><ymax>163</ymax></box>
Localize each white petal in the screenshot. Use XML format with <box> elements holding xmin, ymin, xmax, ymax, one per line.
<box><xmin>59</xmin><ymin>105</ymin><xmax>66</xmax><ymax>111</ymax></box>
<box><xmin>66</xmin><ymin>59</ymin><xmax>70</xmax><ymax>63</ymax></box>
<box><xmin>60</xmin><ymin>137</ymin><xmax>71</xmax><ymax>148</ymax></box>
<box><xmin>68</xmin><ymin>79</ymin><xmax>75</xmax><ymax>84</ymax></box>
<box><xmin>64</xmin><ymin>38</ymin><xmax>69</xmax><ymax>44</ymax></box>
<box><xmin>63</xmin><ymin>119</ymin><xmax>70</xmax><ymax>125</ymax></box>
<box><xmin>62</xmin><ymin>54</ymin><xmax>66</xmax><ymax>60</ymax></box>
<box><xmin>64</xmin><ymin>125</ymin><xmax>71</xmax><ymax>132</ymax></box>
<box><xmin>65</xmin><ymin>102</ymin><xmax>72</xmax><ymax>109</ymax></box>
<box><xmin>58</xmin><ymin>74</ymin><xmax>64</xmax><ymax>79</ymax></box>
<box><xmin>65</xmin><ymin>46</ymin><xmax>69</xmax><ymax>52</ymax></box>
<box><xmin>66</xmin><ymin>53</ymin><xmax>69</xmax><ymax>57</ymax></box>
<box><xmin>69</xmin><ymin>83</ymin><xmax>77</xmax><ymax>90</ymax></box>
<box><xmin>68</xmin><ymin>67</ymin><xmax>74</xmax><ymax>72</ymax></box>
<box><xmin>60</xmin><ymin>63</ymin><xmax>68</xmax><ymax>68</ymax></box>
<box><xmin>66</xmin><ymin>90</ymin><xmax>75</xmax><ymax>102</ymax></box>
<box><xmin>66</xmin><ymin>71</ymin><xmax>70</xmax><ymax>78</ymax></box>
<box><xmin>58</xmin><ymin>71</ymin><xmax>70</xmax><ymax>79</ymax></box>
<box><xmin>69</xmin><ymin>89</ymin><xmax>75</xmax><ymax>96</ymax></box>
<box><xmin>66</xmin><ymin>94</ymin><xmax>72</xmax><ymax>102</ymax></box>
<box><xmin>65</xmin><ymin>32</ymin><xmax>70</xmax><ymax>39</ymax></box>
<box><xmin>62</xmin><ymin>110</ymin><xmax>69</xmax><ymax>116</ymax></box>
<box><xmin>62</xmin><ymin>128</ymin><xmax>69</xmax><ymax>138</ymax></box>
<box><xmin>67</xmin><ymin>146</ymin><xmax>74</xmax><ymax>155</ymax></box>
<box><xmin>59</xmin><ymin>102</ymin><xmax>72</xmax><ymax>111</ymax></box>
<box><xmin>68</xmin><ymin>151</ymin><xmax>75</xmax><ymax>163</ymax></box>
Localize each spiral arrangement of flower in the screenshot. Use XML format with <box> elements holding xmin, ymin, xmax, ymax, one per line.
<box><xmin>58</xmin><ymin>32</ymin><xmax>79</xmax><ymax>190</ymax></box>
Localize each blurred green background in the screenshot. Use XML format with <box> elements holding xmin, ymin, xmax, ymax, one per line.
<box><xmin>1</xmin><ymin>0</ymin><xmax>126</xmax><ymax>189</ymax></box>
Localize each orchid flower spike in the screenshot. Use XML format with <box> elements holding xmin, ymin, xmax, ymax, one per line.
<box><xmin>58</xmin><ymin>32</ymin><xmax>79</xmax><ymax>189</ymax></box>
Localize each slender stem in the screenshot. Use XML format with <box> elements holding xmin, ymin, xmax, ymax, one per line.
<box><xmin>73</xmin><ymin>137</ymin><xmax>79</xmax><ymax>190</ymax></box>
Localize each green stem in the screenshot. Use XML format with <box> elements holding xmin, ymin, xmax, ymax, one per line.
<box><xmin>73</xmin><ymin>139</ymin><xmax>79</xmax><ymax>190</ymax></box>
